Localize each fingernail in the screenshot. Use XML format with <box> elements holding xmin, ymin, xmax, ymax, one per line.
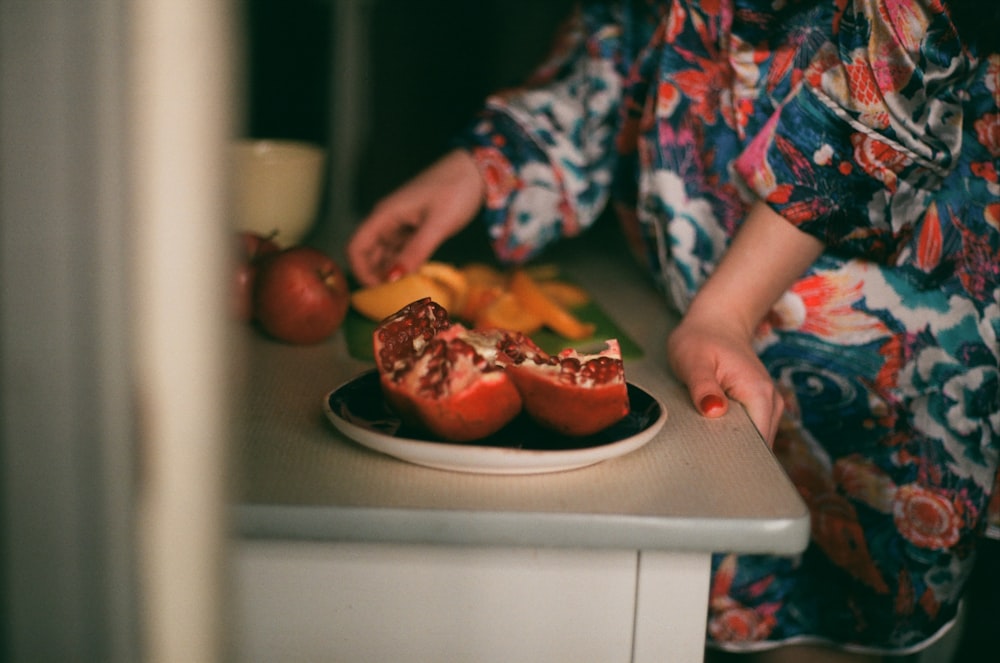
<box><xmin>699</xmin><ymin>394</ymin><xmax>726</xmax><ymax>416</ymax></box>
<box><xmin>384</xmin><ymin>263</ymin><xmax>406</xmax><ymax>282</ymax></box>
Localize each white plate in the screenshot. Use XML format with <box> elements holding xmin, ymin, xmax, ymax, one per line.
<box><xmin>323</xmin><ymin>369</ymin><xmax>667</xmax><ymax>475</ymax></box>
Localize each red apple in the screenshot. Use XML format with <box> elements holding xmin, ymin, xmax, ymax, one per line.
<box><xmin>253</xmin><ymin>246</ymin><xmax>350</xmax><ymax>344</ymax></box>
<box><xmin>232</xmin><ymin>231</ymin><xmax>280</xmax><ymax>321</ymax></box>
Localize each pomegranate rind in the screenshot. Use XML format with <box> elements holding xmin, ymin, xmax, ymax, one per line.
<box><xmin>505</xmin><ymin>340</ymin><xmax>629</xmax><ymax>437</ymax></box>
<box><xmin>380</xmin><ymin>369</ymin><xmax>521</xmax><ymax>442</ymax></box>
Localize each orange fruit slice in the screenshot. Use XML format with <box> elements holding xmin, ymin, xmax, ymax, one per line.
<box><xmin>418</xmin><ymin>262</ymin><xmax>469</xmax><ymax>313</ymax></box>
<box><xmin>461</xmin><ymin>263</ymin><xmax>506</xmax><ymax>287</ymax></box>
<box><xmin>351</xmin><ymin>273</ymin><xmax>453</xmax><ymax>321</ymax></box>
<box><xmin>508</xmin><ymin>270</ymin><xmax>596</xmax><ymax>340</ymax></box>
<box><xmin>538</xmin><ymin>280</ymin><xmax>590</xmax><ymax>309</ymax></box>
<box><xmin>458</xmin><ymin>281</ymin><xmax>503</xmax><ymax>322</ymax></box>
<box><xmin>474</xmin><ymin>291</ymin><xmax>544</xmax><ymax>334</ymax></box>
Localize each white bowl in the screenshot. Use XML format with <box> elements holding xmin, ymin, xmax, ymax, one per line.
<box><xmin>230</xmin><ymin>139</ymin><xmax>326</xmax><ymax>246</ymax></box>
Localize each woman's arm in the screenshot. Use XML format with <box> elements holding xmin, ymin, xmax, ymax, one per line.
<box><xmin>349</xmin><ymin>4</ymin><xmax>627</xmax><ymax>282</ymax></box>
<box><xmin>672</xmin><ymin>0</ymin><xmax>977</xmax><ymax>442</ymax></box>
<box><xmin>456</xmin><ymin>3</ymin><xmax>628</xmax><ymax>263</ymax></box>
<box><xmin>666</xmin><ymin>201</ymin><xmax>823</xmax><ymax>445</ymax></box>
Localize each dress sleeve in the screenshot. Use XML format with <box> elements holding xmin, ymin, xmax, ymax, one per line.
<box><xmin>733</xmin><ymin>0</ymin><xmax>978</xmax><ymax>261</ymax></box>
<box><xmin>454</xmin><ymin>3</ymin><xmax>626</xmax><ymax>263</ymax></box>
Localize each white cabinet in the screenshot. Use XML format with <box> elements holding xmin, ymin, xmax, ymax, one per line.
<box><xmin>234</xmin><ymin>541</ymin><xmax>710</xmax><ymax>663</ymax></box>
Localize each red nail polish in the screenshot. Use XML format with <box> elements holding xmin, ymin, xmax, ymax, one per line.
<box><xmin>699</xmin><ymin>394</ymin><xmax>726</xmax><ymax>416</ymax></box>
<box><xmin>384</xmin><ymin>263</ymin><xmax>406</xmax><ymax>282</ymax></box>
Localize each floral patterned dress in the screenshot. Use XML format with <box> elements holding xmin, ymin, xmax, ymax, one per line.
<box><xmin>456</xmin><ymin>0</ymin><xmax>1000</xmax><ymax>655</ymax></box>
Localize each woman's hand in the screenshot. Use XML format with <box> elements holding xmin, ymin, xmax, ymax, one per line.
<box><xmin>666</xmin><ymin>311</ymin><xmax>784</xmax><ymax>445</ymax></box>
<box><xmin>666</xmin><ymin>201</ymin><xmax>824</xmax><ymax>446</ymax></box>
<box><xmin>347</xmin><ymin>149</ymin><xmax>486</xmax><ymax>286</ymax></box>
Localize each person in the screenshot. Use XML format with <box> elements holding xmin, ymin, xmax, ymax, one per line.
<box><xmin>347</xmin><ymin>1</ymin><xmax>999</xmax><ymax>660</ymax></box>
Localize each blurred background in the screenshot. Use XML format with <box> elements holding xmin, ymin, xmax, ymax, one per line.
<box><xmin>244</xmin><ymin>0</ymin><xmax>573</xmax><ymax>212</ymax></box>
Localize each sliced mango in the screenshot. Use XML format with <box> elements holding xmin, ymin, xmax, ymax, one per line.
<box><xmin>474</xmin><ymin>291</ymin><xmax>544</xmax><ymax>334</ymax></box>
<box><xmin>352</xmin><ymin>260</ymin><xmax>598</xmax><ymax>341</ymax></box>
<box><xmin>538</xmin><ymin>280</ymin><xmax>590</xmax><ymax>309</ymax></box>
<box><xmin>508</xmin><ymin>270</ymin><xmax>596</xmax><ymax>340</ymax></box>
<box><xmin>460</xmin><ymin>262</ymin><xmax>505</xmax><ymax>287</ymax></box>
<box><xmin>351</xmin><ymin>273</ymin><xmax>453</xmax><ymax>322</ymax></box>
<box><xmin>418</xmin><ymin>262</ymin><xmax>469</xmax><ymax>313</ymax></box>
<box><xmin>458</xmin><ymin>281</ymin><xmax>503</xmax><ymax>322</ymax></box>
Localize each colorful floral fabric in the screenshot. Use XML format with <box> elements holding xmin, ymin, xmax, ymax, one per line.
<box><xmin>458</xmin><ymin>0</ymin><xmax>999</xmax><ymax>654</ymax></box>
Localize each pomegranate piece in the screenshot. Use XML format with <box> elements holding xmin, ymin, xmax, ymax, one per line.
<box><xmin>372</xmin><ymin>297</ymin><xmax>630</xmax><ymax>442</ymax></box>
<box><xmin>504</xmin><ymin>340</ymin><xmax>629</xmax><ymax>437</ymax></box>
<box><xmin>373</xmin><ymin>297</ymin><xmax>451</xmax><ymax>374</ymax></box>
<box><xmin>373</xmin><ymin>298</ymin><xmax>523</xmax><ymax>442</ymax></box>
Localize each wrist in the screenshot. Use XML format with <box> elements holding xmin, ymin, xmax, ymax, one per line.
<box><xmin>682</xmin><ymin>288</ymin><xmax>758</xmax><ymax>341</ymax></box>
<box><xmin>684</xmin><ymin>201</ymin><xmax>823</xmax><ymax>337</ymax></box>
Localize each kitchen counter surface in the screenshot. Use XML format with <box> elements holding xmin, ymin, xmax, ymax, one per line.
<box><xmin>234</xmin><ymin>223</ymin><xmax>810</xmax><ymax>555</ymax></box>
